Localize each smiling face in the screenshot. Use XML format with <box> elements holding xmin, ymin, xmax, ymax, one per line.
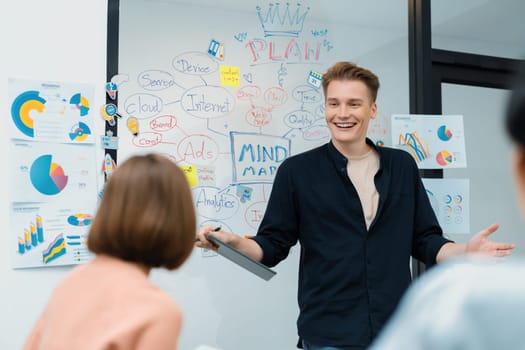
<box><xmin>325</xmin><ymin>79</ymin><xmax>377</xmax><ymax>157</ymax></box>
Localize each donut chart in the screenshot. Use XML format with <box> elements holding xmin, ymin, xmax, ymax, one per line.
<box><xmin>11</xmin><ymin>90</ymin><xmax>47</xmax><ymax>137</ymax></box>
<box><xmin>29</xmin><ymin>155</ymin><xmax>68</xmax><ymax>195</ymax></box>
<box><xmin>67</xmin><ymin>213</ymin><xmax>93</xmax><ymax>226</ymax></box>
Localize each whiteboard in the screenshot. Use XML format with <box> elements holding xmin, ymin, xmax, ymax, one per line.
<box><xmin>117</xmin><ymin>0</ymin><xmax>409</xmax><ymax>348</ymax></box>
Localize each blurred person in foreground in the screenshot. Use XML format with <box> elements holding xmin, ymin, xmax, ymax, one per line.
<box><xmin>23</xmin><ymin>154</ymin><xmax>196</xmax><ymax>350</ymax></box>
<box><xmin>369</xmin><ymin>63</ymin><xmax>525</xmax><ymax>350</ymax></box>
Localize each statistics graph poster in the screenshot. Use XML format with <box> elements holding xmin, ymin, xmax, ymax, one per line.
<box><xmin>8</xmin><ymin>138</ymin><xmax>98</xmax><ymax>269</ymax></box>
<box><xmin>8</xmin><ymin>78</ymin><xmax>98</xmax><ymax>269</ymax></box>
<box><xmin>8</xmin><ymin>78</ymin><xmax>95</xmax><ymax>144</ymax></box>
<box><xmin>9</xmin><ymin>141</ymin><xmax>97</xmax><ymax>203</ymax></box>
<box><xmin>422</xmin><ymin>178</ymin><xmax>470</xmax><ymax>235</ymax></box>
<box><xmin>391</xmin><ymin>114</ymin><xmax>467</xmax><ymax>169</ymax></box>
<box><xmin>10</xmin><ymin>202</ymin><xmax>96</xmax><ymax>268</ymax></box>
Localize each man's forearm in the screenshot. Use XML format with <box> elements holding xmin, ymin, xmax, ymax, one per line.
<box><xmin>227</xmin><ymin>235</ymin><xmax>264</xmax><ymax>262</ymax></box>
<box><xmin>435</xmin><ymin>242</ymin><xmax>467</xmax><ymax>263</ymax></box>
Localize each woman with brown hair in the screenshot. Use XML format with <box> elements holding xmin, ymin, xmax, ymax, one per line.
<box><xmin>23</xmin><ymin>154</ymin><xmax>196</xmax><ymax>350</ymax></box>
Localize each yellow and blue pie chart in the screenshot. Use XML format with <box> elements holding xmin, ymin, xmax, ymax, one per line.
<box><xmin>69</xmin><ymin>122</ymin><xmax>91</xmax><ymax>141</ymax></box>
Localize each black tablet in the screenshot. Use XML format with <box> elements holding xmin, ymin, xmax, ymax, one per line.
<box><xmin>207</xmin><ymin>233</ymin><xmax>277</xmax><ymax>281</ymax></box>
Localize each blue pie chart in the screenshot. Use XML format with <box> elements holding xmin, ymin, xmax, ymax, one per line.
<box><xmin>29</xmin><ymin>155</ymin><xmax>68</xmax><ymax>195</ymax></box>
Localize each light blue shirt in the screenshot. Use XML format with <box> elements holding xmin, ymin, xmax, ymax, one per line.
<box><xmin>370</xmin><ymin>256</ymin><xmax>525</xmax><ymax>350</ymax></box>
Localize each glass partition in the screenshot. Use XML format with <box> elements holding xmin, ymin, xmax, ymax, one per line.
<box><xmin>432</xmin><ymin>0</ymin><xmax>525</xmax><ymax>59</ymax></box>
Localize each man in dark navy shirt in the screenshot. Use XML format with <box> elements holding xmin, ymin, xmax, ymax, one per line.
<box><xmin>196</xmin><ymin>61</ymin><xmax>515</xmax><ymax>350</ymax></box>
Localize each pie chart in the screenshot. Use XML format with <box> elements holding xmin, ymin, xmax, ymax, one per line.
<box><xmin>436</xmin><ymin>150</ymin><xmax>454</xmax><ymax>166</ymax></box>
<box><xmin>437</xmin><ymin>125</ymin><xmax>453</xmax><ymax>141</ymax></box>
<box><xmin>70</xmin><ymin>93</ymin><xmax>90</xmax><ymax>117</ymax></box>
<box><xmin>69</xmin><ymin>122</ymin><xmax>92</xmax><ymax>141</ymax></box>
<box><xmin>30</xmin><ymin>155</ymin><xmax>68</xmax><ymax>195</ymax></box>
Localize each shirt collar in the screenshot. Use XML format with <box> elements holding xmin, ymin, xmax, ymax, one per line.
<box><xmin>326</xmin><ymin>138</ymin><xmax>383</xmax><ymax>172</ymax></box>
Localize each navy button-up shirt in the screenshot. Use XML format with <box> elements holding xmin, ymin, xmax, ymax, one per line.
<box><xmin>253</xmin><ymin>139</ymin><xmax>451</xmax><ymax>348</ymax></box>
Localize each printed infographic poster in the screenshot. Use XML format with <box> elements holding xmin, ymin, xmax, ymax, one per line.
<box><xmin>10</xmin><ymin>203</ymin><xmax>96</xmax><ymax>269</ymax></box>
<box><xmin>9</xmin><ymin>141</ymin><xmax>97</xmax><ymax>203</ymax></box>
<box><xmin>8</xmin><ymin>78</ymin><xmax>98</xmax><ymax>269</ymax></box>
<box><xmin>9</xmin><ymin>140</ymin><xmax>97</xmax><ymax>268</ymax></box>
<box><xmin>422</xmin><ymin>178</ymin><xmax>470</xmax><ymax>235</ymax></box>
<box><xmin>391</xmin><ymin>114</ymin><xmax>467</xmax><ymax>169</ymax></box>
<box><xmin>367</xmin><ymin>112</ymin><xmax>390</xmax><ymax>147</ymax></box>
<box><xmin>8</xmin><ymin>78</ymin><xmax>95</xmax><ymax>144</ymax></box>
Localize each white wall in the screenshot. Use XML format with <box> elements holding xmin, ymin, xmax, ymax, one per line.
<box><xmin>0</xmin><ymin>1</ymin><xmax>108</xmax><ymax>348</ymax></box>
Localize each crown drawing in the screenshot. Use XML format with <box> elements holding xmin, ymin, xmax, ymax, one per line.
<box><xmin>256</xmin><ymin>2</ymin><xmax>310</xmax><ymax>38</ymax></box>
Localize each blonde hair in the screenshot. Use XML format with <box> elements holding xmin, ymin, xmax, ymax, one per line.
<box><xmin>322</xmin><ymin>61</ymin><xmax>380</xmax><ymax>102</ymax></box>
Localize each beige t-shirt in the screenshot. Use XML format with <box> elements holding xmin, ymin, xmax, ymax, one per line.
<box><xmin>347</xmin><ymin>148</ymin><xmax>380</xmax><ymax>230</ymax></box>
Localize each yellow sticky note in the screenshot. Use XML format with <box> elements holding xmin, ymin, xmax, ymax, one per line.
<box><xmin>180</xmin><ymin>165</ymin><xmax>197</xmax><ymax>187</ymax></box>
<box><xmin>220</xmin><ymin>65</ymin><xmax>240</xmax><ymax>87</ymax></box>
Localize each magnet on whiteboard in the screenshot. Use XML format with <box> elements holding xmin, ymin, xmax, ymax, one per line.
<box><xmin>101</xmin><ymin>103</ymin><xmax>121</xmax><ymax>126</ymax></box>
<box><xmin>105</xmin><ymin>81</ymin><xmax>118</xmax><ymax>100</ymax></box>
<box><xmin>208</xmin><ymin>39</ymin><xmax>225</xmax><ymax>60</ymax></box>
<box><xmin>102</xmin><ymin>153</ymin><xmax>117</xmax><ymax>177</ymax></box>
<box><xmin>307</xmin><ymin>70</ymin><xmax>323</xmax><ymax>89</ymax></box>
<box><xmin>101</xmin><ymin>135</ymin><xmax>119</xmax><ymax>150</ymax></box>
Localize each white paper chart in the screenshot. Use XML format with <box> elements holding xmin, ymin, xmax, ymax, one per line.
<box><xmin>422</xmin><ymin>178</ymin><xmax>470</xmax><ymax>235</ymax></box>
<box><xmin>392</xmin><ymin>114</ymin><xmax>467</xmax><ymax>169</ymax></box>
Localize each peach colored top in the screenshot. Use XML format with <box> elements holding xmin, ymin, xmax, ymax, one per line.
<box><xmin>23</xmin><ymin>255</ymin><xmax>182</xmax><ymax>350</ymax></box>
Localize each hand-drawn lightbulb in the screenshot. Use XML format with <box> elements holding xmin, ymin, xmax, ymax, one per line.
<box><xmin>127</xmin><ymin>116</ymin><xmax>139</xmax><ymax>136</ymax></box>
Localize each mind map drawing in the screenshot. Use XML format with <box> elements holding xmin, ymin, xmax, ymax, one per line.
<box><xmin>117</xmin><ymin>2</ymin><xmax>350</xmax><ymax>243</ymax></box>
